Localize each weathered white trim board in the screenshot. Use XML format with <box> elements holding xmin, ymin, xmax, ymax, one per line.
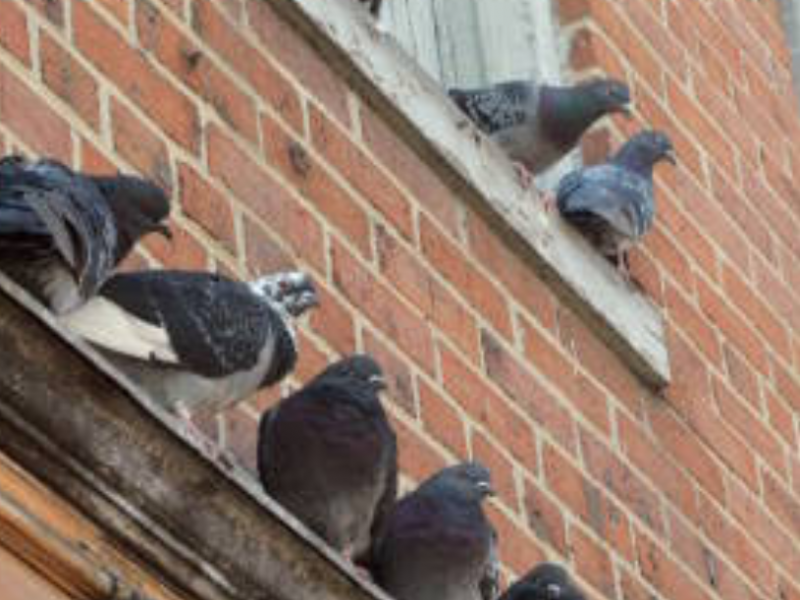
<box><xmin>268</xmin><ymin>0</ymin><xmax>670</xmax><ymax>387</ymax></box>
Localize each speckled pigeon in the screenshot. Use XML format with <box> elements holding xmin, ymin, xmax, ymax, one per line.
<box><xmin>61</xmin><ymin>270</ymin><xmax>318</xmax><ymax>416</ymax></box>
<box><xmin>368</xmin><ymin>462</ymin><xmax>498</xmax><ymax>600</ymax></box>
<box><xmin>0</xmin><ymin>155</ymin><xmax>170</xmax><ymax>314</ymax></box>
<box><xmin>448</xmin><ymin>78</ymin><xmax>631</xmax><ymax>184</ymax></box>
<box><xmin>258</xmin><ymin>355</ymin><xmax>397</xmax><ymax>563</ymax></box>
<box><xmin>556</xmin><ymin>130</ymin><xmax>675</xmax><ymax>277</ymax></box>
<box><xmin>500</xmin><ymin>563</ymin><xmax>585</xmax><ymax>600</ymax></box>
<box><xmin>358</xmin><ymin>0</ymin><xmax>382</xmax><ymax>16</ymax></box>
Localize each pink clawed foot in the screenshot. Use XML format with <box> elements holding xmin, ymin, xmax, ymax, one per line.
<box><xmin>616</xmin><ymin>252</ymin><xmax>631</xmax><ymax>283</ymax></box>
<box><xmin>513</xmin><ymin>162</ymin><xmax>534</xmax><ymax>190</ymax></box>
<box><xmin>541</xmin><ymin>191</ymin><xmax>557</xmax><ymax>213</ymax></box>
<box><xmin>342</xmin><ymin>546</ymin><xmax>373</xmax><ymax>580</ymax></box>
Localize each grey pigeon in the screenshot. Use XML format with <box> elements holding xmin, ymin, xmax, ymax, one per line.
<box><xmin>258</xmin><ymin>355</ymin><xmax>397</xmax><ymax>563</ymax></box>
<box><xmin>0</xmin><ymin>155</ymin><xmax>170</xmax><ymax>314</ymax></box>
<box><xmin>500</xmin><ymin>563</ymin><xmax>585</xmax><ymax>600</ymax></box>
<box><xmin>556</xmin><ymin>130</ymin><xmax>675</xmax><ymax>276</ymax></box>
<box><xmin>448</xmin><ymin>78</ymin><xmax>631</xmax><ymax>183</ymax></box>
<box><xmin>60</xmin><ymin>270</ymin><xmax>318</xmax><ymax>416</ymax></box>
<box><xmin>359</xmin><ymin>0</ymin><xmax>382</xmax><ymax>16</ymax></box>
<box><xmin>368</xmin><ymin>462</ymin><xmax>498</xmax><ymax>600</ymax></box>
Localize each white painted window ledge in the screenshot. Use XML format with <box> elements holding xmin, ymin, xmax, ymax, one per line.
<box><xmin>268</xmin><ymin>0</ymin><xmax>670</xmax><ymax>388</ymax></box>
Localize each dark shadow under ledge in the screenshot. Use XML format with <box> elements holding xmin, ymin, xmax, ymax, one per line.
<box><xmin>0</xmin><ymin>272</ymin><xmax>392</xmax><ymax>600</ymax></box>
<box><xmin>266</xmin><ymin>0</ymin><xmax>670</xmax><ymax>388</ymax></box>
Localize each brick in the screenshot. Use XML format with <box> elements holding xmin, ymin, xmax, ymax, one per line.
<box><xmin>136</xmin><ymin>0</ymin><xmax>258</xmax><ymax>143</ymax></box>
<box><xmin>666</xmin><ymin>509</ymin><xmax>717</xmax><ymax>589</ymax></box>
<box><xmin>635</xmin><ymin>528</ymin><xmax>710</xmax><ymax>600</ymax></box>
<box><xmin>420</xmin><ymin>215</ymin><xmax>512</xmax><ymax>340</ymax></box>
<box><xmin>472</xmin><ymin>430</ymin><xmax>517</xmax><ymax>511</ymax></box>
<box><xmin>390</xmin><ymin>414</ymin><xmax>446</xmax><ymax>483</ymax></box>
<box><xmin>762</xmin><ymin>469</ymin><xmax>800</xmax><ymax>543</ymax></box>
<box><xmin>774</xmin><ymin>359</ymin><xmax>800</xmax><ymax>413</ymax></box>
<box><xmin>361</xmin><ymin>106</ymin><xmax>460</xmax><ymax>237</ymax></box>
<box><xmin>376</xmin><ymin>224</ymin><xmax>479</xmax><ymax>361</ymax></box>
<box><xmin>144</xmin><ymin>221</ymin><xmax>208</xmax><ymax>270</ymax></box>
<box><xmin>482</xmin><ymin>331</ymin><xmax>576</xmax><ymax>455</ymax></box>
<box><xmin>309</xmin><ymin>106</ymin><xmax>413</xmax><ymax>240</ymax></box>
<box><xmin>262</xmin><ymin>114</ymin><xmax>372</xmax><ymax>259</ymax></box>
<box><xmin>74</xmin><ymin>0</ymin><xmax>200</xmax><ymax>152</ymax></box>
<box><xmin>178</xmin><ymin>162</ymin><xmax>236</xmax><ymax>253</ymax></box>
<box><xmin>245</xmin><ymin>0</ymin><xmax>350</xmax><ymax>126</ymax></box>
<box><xmin>80</xmin><ymin>138</ymin><xmax>117</xmax><ymax>174</ymax></box>
<box><xmin>543</xmin><ymin>443</ymin><xmax>633</xmax><ymax>562</ymax></box>
<box><xmin>721</xmin><ymin>345</ymin><xmax>760</xmax><ymax>411</ymax></box>
<box><xmin>418</xmin><ymin>379</ymin><xmax>467</xmax><ymax>458</ymax></box>
<box><xmin>522</xmin><ymin>478</ymin><xmax>567</xmax><ymax>555</ymax></box>
<box><xmin>571</xmin><ymin>525</ymin><xmax>615</xmax><ymax>599</ymax></box>
<box><xmin>617</xmin><ymin>414</ymin><xmax>698</xmax><ymax>524</ymax></box>
<box><xmin>647</xmin><ymin>405</ymin><xmax>724</xmax><ymax>500</ymax></box>
<box><xmin>110</xmin><ymin>98</ymin><xmax>172</xmax><ymax>193</ymax></box>
<box><xmin>0</xmin><ymin>66</ymin><xmax>72</xmax><ymax>161</ymax></box>
<box><xmin>307</xmin><ymin>281</ymin><xmax>356</xmax><ymax>357</ymax></box>
<box><xmin>765</xmin><ymin>390</ymin><xmax>796</xmax><ymax>449</ymax></box>
<box><xmin>242</xmin><ymin>218</ymin><xmax>294</xmax><ymax>275</ymax></box>
<box><xmin>291</xmin><ymin>329</ymin><xmax>329</xmax><ymax>384</ymax></box>
<box><xmin>332</xmin><ymin>241</ymin><xmax>435</xmax><ymax>375</ymax></box>
<box><xmin>579</xmin><ymin>428</ymin><xmax>664</xmax><ymax>535</ymax></box>
<box><xmin>207</xmin><ymin>124</ymin><xmax>325</xmax><ymax>271</ymax></box>
<box><xmin>95</xmin><ymin>0</ymin><xmax>129</xmax><ymax>24</ymax></box>
<box><xmin>439</xmin><ymin>344</ymin><xmax>536</xmax><ymax>465</ymax></box>
<box><xmin>363</xmin><ymin>329</ymin><xmax>418</xmax><ymax>419</ymax></box>
<box><xmin>467</xmin><ymin>213</ymin><xmax>558</xmax><ymax>331</ymax></box>
<box><xmin>0</xmin><ymin>1</ymin><xmax>30</xmax><ymax>65</ymax></box>
<box><xmin>664</xmin><ymin>283</ymin><xmax>721</xmax><ymax>367</ymax></box>
<box><xmin>485</xmin><ymin>503</ymin><xmax>545</xmax><ymax>576</ymax></box>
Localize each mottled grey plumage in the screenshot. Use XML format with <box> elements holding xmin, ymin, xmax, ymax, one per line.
<box><xmin>448</xmin><ymin>78</ymin><xmax>631</xmax><ymax>176</ymax></box>
<box><xmin>500</xmin><ymin>563</ymin><xmax>585</xmax><ymax>600</ymax></box>
<box><xmin>258</xmin><ymin>355</ymin><xmax>397</xmax><ymax>561</ymax></box>
<box><xmin>369</xmin><ymin>462</ymin><xmax>498</xmax><ymax>600</ymax></box>
<box><xmin>0</xmin><ymin>156</ymin><xmax>170</xmax><ymax>314</ymax></box>
<box><xmin>359</xmin><ymin>0</ymin><xmax>382</xmax><ymax>15</ymax></box>
<box><xmin>61</xmin><ymin>270</ymin><xmax>318</xmax><ymax>415</ymax></box>
<box><xmin>556</xmin><ymin>130</ymin><xmax>675</xmax><ymax>268</ymax></box>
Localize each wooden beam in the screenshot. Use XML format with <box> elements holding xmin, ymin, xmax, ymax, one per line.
<box><xmin>265</xmin><ymin>0</ymin><xmax>671</xmax><ymax>388</ymax></box>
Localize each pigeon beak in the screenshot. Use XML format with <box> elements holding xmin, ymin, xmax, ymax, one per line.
<box><xmin>154</xmin><ymin>223</ymin><xmax>173</xmax><ymax>240</ymax></box>
<box><xmin>664</xmin><ymin>148</ymin><xmax>678</xmax><ymax>165</ymax></box>
<box><xmin>616</xmin><ymin>103</ymin><xmax>633</xmax><ymax>119</ymax></box>
<box><xmin>477</xmin><ymin>481</ymin><xmax>495</xmax><ymax>497</ymax></box>
<box><xmin>546</xmin><ymin>584</ymin><xmax>563</xmax><ymax>600</ymax></box>
<box><xmin>369</xmin><ymin>374</ymin><xmax>388</xmax><ymax>391</ymax></box>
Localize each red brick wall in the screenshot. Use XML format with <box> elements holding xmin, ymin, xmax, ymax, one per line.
<box><xmin>0</xmin><ymin>1</ymin><xmax>798</xmax><ymax>599</ymax></box>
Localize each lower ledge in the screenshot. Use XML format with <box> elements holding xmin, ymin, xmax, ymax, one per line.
<box><xmin>0</xmin><ymin>272</ymin><xmax>389</xmax><ymax>600</ymax></box>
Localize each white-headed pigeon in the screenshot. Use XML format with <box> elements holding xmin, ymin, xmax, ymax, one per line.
<box><xmin>556</xmin><ymin>129</ymin><xmax>675</xmax><ymax>277</ymax></box>
<box><xmin>60</xmin><ymin>270</ymin><xmax>318</xmax><ymax>416</ymax></box>
<box><xmin>500</xmin><ymin>563</ymin><xmax>586</xmax><ymax>600</ymax></box>
<box><xmin>368</xmin><ymin>462</ymin><xmax>498</xmax><ymax>600</ymax></box>
<box><xmin>448</xmin><ymin>78</ymin><xmax>631</xmax><ymax>185</ymax></box>
<box><xmin>0</xmin><ymin>155</ymin><xmax>170</xmax><ymax>314</ymax></box>
<box><xmin>258</xmin><ymin>355</ymin><xmax>397</xmax><ymax>564</ymax></box>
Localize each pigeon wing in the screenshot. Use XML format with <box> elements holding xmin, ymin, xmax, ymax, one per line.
<box><xmin>449</xmin><ymin>81</ymin><xmax>536</xmax><ymax>135</ymax></box>
<box><xmin>90</xmin><ymin>271</ymin><xmax>284</xmax><ymax>378</ymax></box>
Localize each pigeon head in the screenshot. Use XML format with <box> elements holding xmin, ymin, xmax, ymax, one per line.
<box><xmin>614</xmin><ymin>130</ymin><xmax>676</xmax><ymax>174</ymax></box>
<box><xmin>520</xmin><ymin>563</ymin><xmax>585</xmax><ymax>600</ymax></box>
<box><xmin>426</xmin><ymin>462</ymin><xmax>495</xmax><ymax>502</ymax></box>
<box><xmin>251</xmin><ymin>271</ymin><xmax>319</xmax><ymax>317</ymax></box>
<box><xmin>94</xmin><ymin>175</ymin><xmax>172</xmax><ymax>259</ymax></box>
<box><xmin>579</xmin><ymin>77</ymin><xmax>631</xmax><ymax>117</ymax></box>
<box><xmin>312</xmin><ymin>354</ymin><xmax>386</xmax><ymax>392</ymax></box>
<box><xmin>0</xmin><ymin>154</ymin><xmax>28</xmax><ymax>175</ymax></box>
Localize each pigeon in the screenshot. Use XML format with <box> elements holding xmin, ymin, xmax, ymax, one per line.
<box><xmin>60</xmin><ymin>269</ymin><xmax>318</xmax><ymax>416</ymax></box>
<box><xmin>359</xmin><ymin>0</ymin><xmax>382</xmax><ymax>16</ymax></box>
<box><xmin>448</xmin><ymin>78</ymin><xmax>631</xmax><ymax>185</ymax></box>
<box><xmin>556</xmin><ymin>130</ymin><xmax>675</xmax><ymax>277</ymax></box>
<box><xmin>0</xmin><ymin>155</ymin><xmax>170</xmax><ymax>314</ymax></box>
<box><xmin>258</xmin><ymin>355</ymin><xmax>397</xmax><ymax>563</ymax></box>
<box><xmin>499</xmin><ymin>563</ymin><xmax>585</xmax><ymax>600</ymax></box>
<box><xmin>368</xmin><ymin>462</ymin><xmax>498</xmax><ymax>600</ymax></box>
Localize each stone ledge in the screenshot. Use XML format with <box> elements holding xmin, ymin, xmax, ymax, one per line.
<box><xmin>267</xmin><ymin>0</ymin><xmax>670</xmax><ymax>388</ymax></box>
<box><xmin>0</xmin><ymin>273</ymin><xmax>391</xmax><ymax>600</ymax></box>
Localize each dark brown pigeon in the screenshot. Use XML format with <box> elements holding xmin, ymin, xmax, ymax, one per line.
<box><xmin>500</xmin><ymin>563</ymin><xmax>586</xmax><ymax>600</ymax></box>
<box><xmin>0</xmin><ymin>156</ymin><xmax>170</xmax><ymax>314</ymax></box>
<box><xmin>368</xmin><ymin>462</ymin><xmax>498</xmax><ymax>600</ymax></box>
<box><xmin>448</xmin><ymin>78</ymin><xmax>631</xmax><ymax>186</ymax></box>
<box><xmin>258</xmin><ymin>355</ymin><xmax>398</xmax><ymax>563</ymax></box>
<box><xmin>556</xmin><ymin>130</ymin><xmax>675</xmax><ymax>278</ymax></box>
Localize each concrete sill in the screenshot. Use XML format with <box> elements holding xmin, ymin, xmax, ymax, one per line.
<box><xmin>0</xmin><ymin>273</ymin><xmax>391</xmax><ymax>600</ymax></box>
<box><xmin>268</xmin><ymin>0</ymin><xmax>670</xmax><ymax>388</ymax></box>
